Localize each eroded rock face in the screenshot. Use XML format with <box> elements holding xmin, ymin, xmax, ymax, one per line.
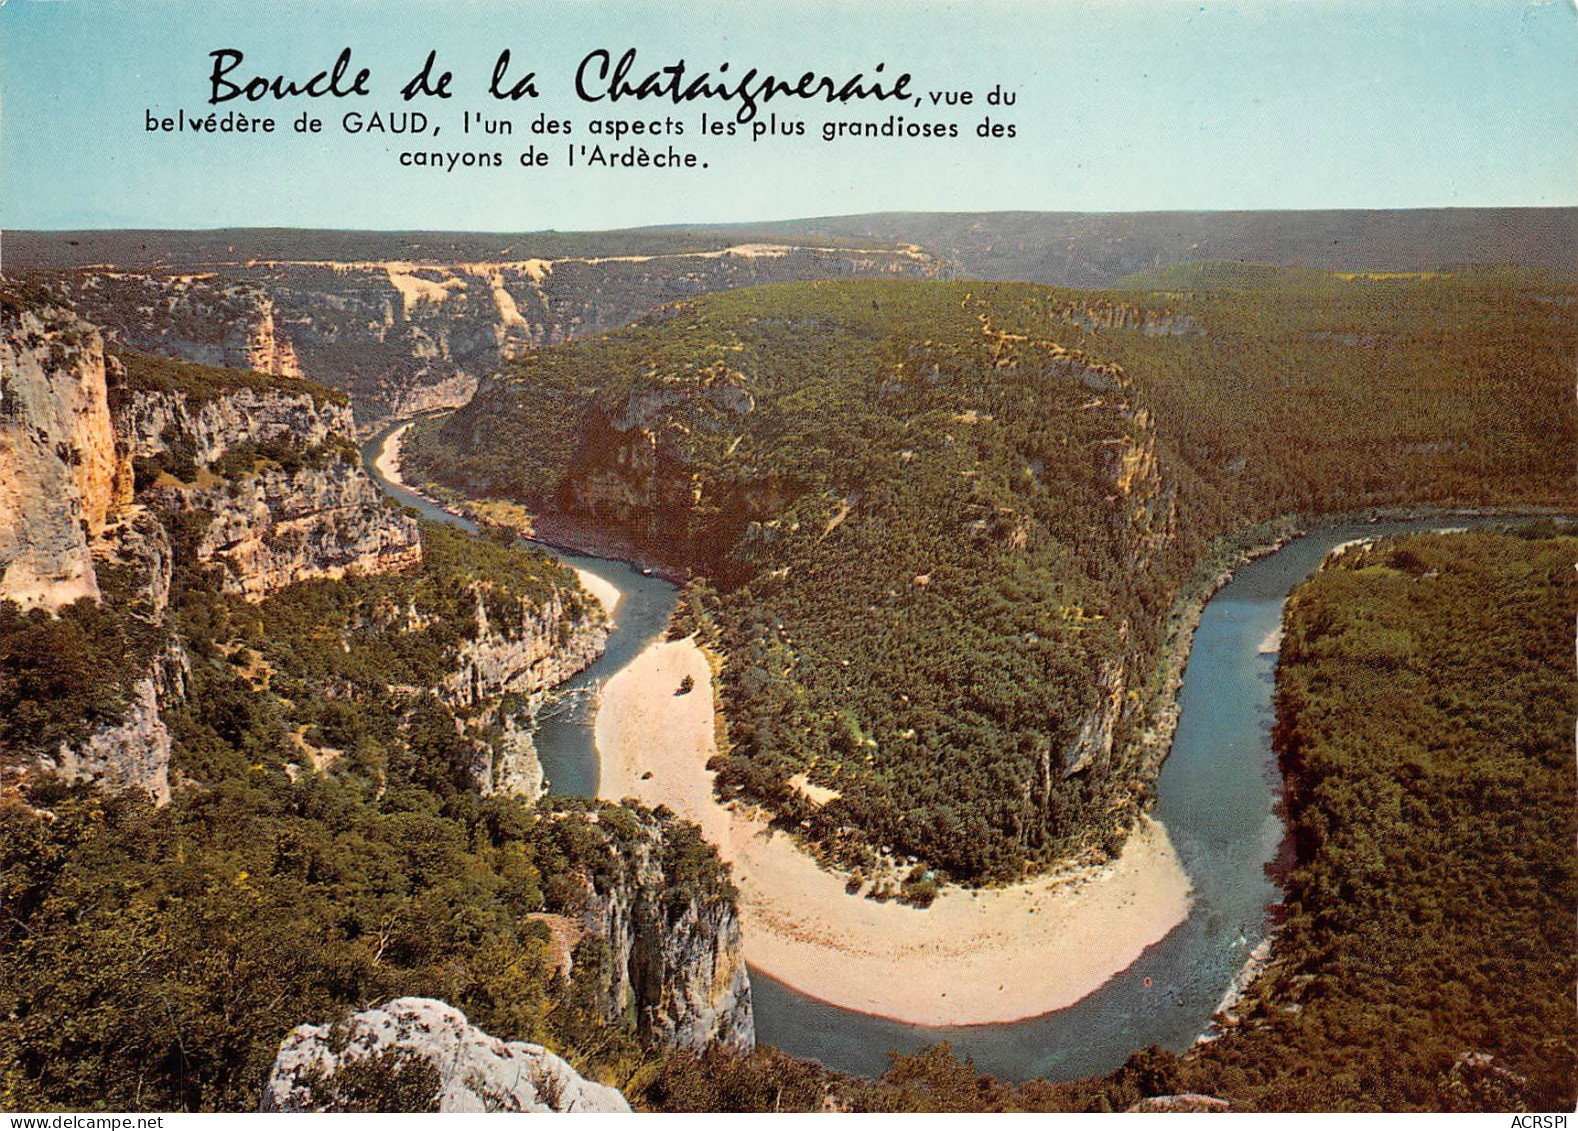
<box><xmin>0</xmin><ymin>293</ymin><xmax>415</xmax><ymax>800</ymax></box>
<box><xmin>573</xmin><ymin>811</ymin><xmax>755</xmax><ymax>1054</ymax></box>
<box><xmin>435</xmin><ymin>587</ymin><xmax>608</xmax><ymax>800</ymax></box>
<box><xmin>157</xmin><ymin>456</ymin><xmax>421</xmax><ymax>601</ymax></box>
<box><xmin>468</xmin><ymin>708</ymin><xmax>547</xmax><ymax>799</ymax></box>
<box><xmin>260</xmin><ymin>997</ymin><xmax>631</xmax><ymax>1113</ymax></box>
<box><xmin>243</xmin><ymin>297</ymin><xmax>304</xmax><ymax>379</ymax></box>
<box><xmin>440</xmin><ymin>588</ymin><xmax>609</xmax><ymax>709</ymax></box>
<box><xmin>126</xmin><ymin>385</ymin><xmax>352</xmax><ymax>466</ymax></box>
<box><xmin>1062</xmin><ymin>658</ymin><xmax>1126</xmax><ymax>777</ymax></box>
<box><xmin>0</xmin><ymin>305</ymin><xmax>125</xmax><ymax>610</ymax></box>
<box><xmin>24</xmin><ymin>273</ymin><xmax>303</xmax><ymax>380</ymax></box>
<box><xmin>46</xmin><ymin>673</ymin><xmax>172</xmax><ymax>803</ymax></box>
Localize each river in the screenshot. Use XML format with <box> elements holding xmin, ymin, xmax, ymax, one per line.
<box><xmin>361</xmin><ymin>425</ymin><xmax>1534</xmax><ymax>1081</ymax></box>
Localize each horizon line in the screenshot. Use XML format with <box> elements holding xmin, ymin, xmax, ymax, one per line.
<box><xmin>6</xmin><ymin>203</ymin><xmax>1578</xmax><ymax>238</ymax></box>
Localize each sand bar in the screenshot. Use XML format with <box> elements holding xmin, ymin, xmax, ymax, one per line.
<box><xmin>573</xmin><ymin>568</ymin><xmax>621</xmax><ymax>619</ymax></box>
<box><xmin>373</xmin><ymin>421</ymin><xmax>412</xmax><ymax>484</ymax></box>
<box><xmin>596</xmin><ymin>634</ymin><xmax>1194</xmax><ymax>1027</ymax></box>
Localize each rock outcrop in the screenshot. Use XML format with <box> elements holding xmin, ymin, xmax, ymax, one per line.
<box><xmin>260</xmin><ymin>998</ymin><xmax>631</xmax><ymax>1113</ymax></box>
<box><xmin>242</xmin><ymin>297</ymin><xmax>304</xmax><ymax>379</ymax></box>
<box><xmin>419</xmin><ymin>585</ymin><xmax>609</xmax><ymax>800</ymax></box>
<box><xmin>42</xmin><ymin>664</ymin><xmax>174</xmax><ymax>803</ymax></box>
<box><xmin>0</xmin><ymin>303</ymin><xmax>127</xmax><ymax>609</ymax></box>
<box><xmin>155</xmin><ymin>456</ymin><xmax>421</xmax><ymax>601</ymax></box>
<box><xmin>571</xmin><ymin>809</ymin><xmax>755</xmax><ymax>1053</ymax></box>
<box><xmin>468</xmin><ymin>708</ymin><xmax>548</xmax><ymax>799</ymax></box>
<box><xmin>440</xmin><ymin>588</ymin><xmax>608</xmax><ymax>709</ymax></box>
<box><xmin>123</xmin><ymin>345</ymin><xmax>421</xmax><ymax>602</ymax></box>
<box><xmin>1062</xmin><ymin>658</ymin><xmax>1126</xmax><ymax>777</ymax></box>
<box><xmin>21</xmin><ymin>273</ymin><xmax>302</xmax><ymax>380</ymax></box>
<box><xmin>0</xmin><ymin>295</ymin><xmax>182</xmax><ymax>801</ymax></box>
<box><xmin>1127</xmin><ymin>1094</ymin><xmax>1231</xmax><ymax>1113</ymax></box>
<box><xmin>125</xmin><ymin>384</ymin><xmax>352</xmax><ymax>466</ymax></box>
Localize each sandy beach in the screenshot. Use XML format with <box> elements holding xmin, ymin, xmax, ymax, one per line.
<box><xmin>573</xmin><ymin>568</ymin><xmax>621</xmax><ymax>620</ymax></box>
<box><xmin>373</xmin><ymin>421</ymin><xmax>412</xmax><ymax>484</ymax></box>
<box><xmin>596</xmin><ymin>634</ymin><xmax>1194</xmax><ymax>1028</ymax></box>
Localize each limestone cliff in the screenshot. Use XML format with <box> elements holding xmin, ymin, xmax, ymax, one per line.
<box><xmin>260</xmin><ymin>998</ymin><xmax>631</xmax><ymax>1113</ymax></box>
<box><xmin>243</xmin><ymin>297</ymin><xmax>304</xmax><ymax>379</ymax></box>
<box><xmin>121</xmin><ymin>346</ymin><xmax>421</xmax><ymax>601</ymax></box>
<box><xmin>153</xmin><ymin>456</ymin><xmax>421</xmax><ymax>601</ymax></box>
<box><xmin>567</xmin><ymin>808</ymin><xmax>755</xmax><ymax>1053</ymax></box>
<box><xmin>431</xmin><ymin>585</ymin><xmax>608</xmax><ymax>800</ymax></box>
<box><xmin>125</xmin><ymin>383</ymin><xmax>353</xmax><ymax>466</ymax></box>
<box><xmin>439</xmin><ymin>587</ymin><xmax>608</xmax><ymax>709</ymax></box>
<box><xmin>0</xmin><ymin>302</ymin><xmax>128</xmax><ymax>609</ymax></box>
<box><xmin>30</xmin><ymin>273</ymin><xmax>304</xmax><ymax>380</ymax></box>
<box><xmin>467</xmin><ymin>708</ymin><xmax>548</xmax><ymax>799</ymax></box>
<box><xmin>39</xmin><ymin>639</ymin><xmax>188</xmax><ymax>804</ymax></box>
<box><xmin>0</xmin><ymin>288</ymin><xmax>416</xmax><ymax>800</ymax></box>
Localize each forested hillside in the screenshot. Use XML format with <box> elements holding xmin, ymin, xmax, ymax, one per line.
<box><xmin>403</xmin><ymin>268</ymin><xmax>1574</xmax><ymax>883</ymax></box>
<box><xmin>1</xmin><ymin>515</ymin><xmax>737</xmax><ymax>1109</ymax></box>
<box><xmin>1167</xmin><ymin>528</ymin><xmax>1578</xmax><ymax>1110</ymax></box>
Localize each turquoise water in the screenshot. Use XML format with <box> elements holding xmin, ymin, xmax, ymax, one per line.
<box><xmin>361</xmin><ymin>430</ymin><xmax>1545</xmax><ymax>1080</ymax></box>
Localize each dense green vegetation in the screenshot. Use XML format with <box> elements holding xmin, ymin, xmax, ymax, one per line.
<box><xmin>0</xmin><ymin>597</ymin><xmax>166</xmax><ymax>755</ymax></box>
<box><xmin>406</xmin><ymin>269</ymin><xmax>1574</xmax><ymax>883</ymax></box>
<box><xmin>7</xmin><ymin>262</ymin><xmax>1573</xmax><ymax>1112</ymax></box>
<box><xmin>1103</xmin><ymin>263</ymin><xmax>1574</xmax><ymax>521</ymax></box>
<box><xmin>1171</xmin><ymin>529</ymin><xmax>1577</xmax><ymax>1110</ymax></box>
<box><xmin>412</xmin><ymin>282</ymin><xmax>1197</xmax><ymax>882</ymax></box>
<box><xmin>0</xmin><ymin>767</ymin><xmax>719</xmax><ymax>1109</ymax></box>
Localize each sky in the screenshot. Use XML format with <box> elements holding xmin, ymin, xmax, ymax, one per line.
<box><xmin>1</xmin><ymin>0</ymin><xmax>1574</xmax><ymax>231</ymax></box>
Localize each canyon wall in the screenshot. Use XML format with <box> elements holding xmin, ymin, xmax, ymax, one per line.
<box><xmin>27</xmin><ymin>243</ymin><xmax>940</xmax><ymax>429</ymax></box>
<box><xmin>0</xmin><ymin>303</ymin><xmax>129</xmax><ymax>610</ymax></box>
<box><xmin>433</xmin><ymin>586</ymin><xmax>610</xmax><ymax>801</ymax></box>
<box><xmin>125</xmin><ymin>383</ymin><xmax>352</xmax><ymax>466</ymax></box>
<box><xmin>0</xmin><ymin>290</ymin><xmax>419</xmax><ymax>798</ymax></box>
<box><xmin>152</xmin><ymin>456</ymin><xmax>421</xmax><ymax>601</ymax></box>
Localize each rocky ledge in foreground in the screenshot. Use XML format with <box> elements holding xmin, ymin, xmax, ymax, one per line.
<box><xmin>260</xmin><ymin>997</ymin><xmax>632</xmax><ymax>1113</ymax></box>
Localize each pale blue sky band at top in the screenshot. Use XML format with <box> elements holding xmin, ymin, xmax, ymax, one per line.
<box><xmin>1</xmin><ymin>0</ymin><xmax>1574</xmax><ymax>230</ymax></box>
